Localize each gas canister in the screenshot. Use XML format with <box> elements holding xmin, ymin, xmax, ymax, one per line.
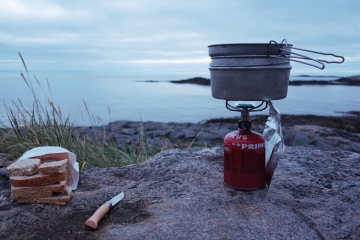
<box><xmin>223</xmin><ymin>104</ymin><xmax>266</xmax><ymax>190</ymax></box>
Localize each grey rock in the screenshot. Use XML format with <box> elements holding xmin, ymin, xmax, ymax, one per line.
<box><xmin>315</xmin><ymin>141</ymin><xmax>336</xmax><ymax>151</ymax></box>
<box><xmin>1</xmin><ymin>146</ymin><xmax>359</xmax><ymax>239</ymax></box>
<box><xmin>120</xmin><ymin>128</ymin><xmax>138</xmax><ymax>135</ymax></box>
<box><xmin>0</xmin><ymin>156</ymin><xmax>12</xmax><ymax>168</ymax></box>
<box><xmin>351</xmin><ymin>142</ymin><xmax>360</xmax><ymax>152</ymax></box>
<box><xmin>169</xmin><ymin>131</ymin><xmax>185</xmax><ymax>140</ymax></box>
<box><xmin>214</xmin><ymin>127</ymin><xmax>234</xmax><ymax>138</ymax></box>
<box><xmin>144</xmin><ymin>130</ymin><xmax>161</xmax><ymax>138</ymax></box>
<box><xmin>315</xmin><ymin>137</ymin><xmax>340</xmax><ymax>151</ymax></box>
<box><xmin>291</xmin><ymin>131</ymin><xmax>314</xmax><ymax>146</ymax></box>
<box><xmin>283</xmin><ymin>130</ymin><xmax>296</xmax><ymax>145</ymax></box>
<box><xmin>158</xmin><ymin>128</ymin><xmax>171</xmax><ymax>136</ymax></box>
<box><xmin>74</xmin><ymin>121</ymin><xmax>360</xmax><ymax>156</ymax></box>
<box><xmin>195</xmin><ymin>131</ymin><xmax>220</xmax><ymax>143</ymax></box>
<box><xmin>283</xmin><ymin>125</ymin><xmax>360</xmax><ymax>153</ymax></box>
<box><xmin>183</xmin><ymin>129</ymin><xmax>198</xmax><ymax>139</ymax></box>
<box><xmin>107</xmin><ymin>120</ymin><xmax>128</xmax><ymax>131</ymax></box>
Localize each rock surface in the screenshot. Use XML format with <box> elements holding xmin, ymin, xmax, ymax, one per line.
<box><xmin>283</xmin><ymin>125</ymin><xmax>360</xmax><ymax>152</ymax></box>
<box><xmin>0</xmin><ymin>156</ymin><xmax>11</xmax><ymax>168</ymax></box>
<box><xmin>1</xmin><ymin>146</ymin><xmax>360</xmax><ymax>239</ymax></box>
<box><xmin>74</xmin><ymin>114</ymin><xmax>360</xmax><ymax>154</ymax></box>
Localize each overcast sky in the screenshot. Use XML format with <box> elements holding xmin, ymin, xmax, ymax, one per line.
<box><xmin>1</xmin><ymin>0</ymin><xmax>359</xmax><ymax>77</ymax></box>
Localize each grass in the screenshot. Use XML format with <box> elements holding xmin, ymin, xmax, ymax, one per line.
<box><xmin>0</xmin><ymin>53</ymin><xmax>152</xmax><ymax>171</ymax></box>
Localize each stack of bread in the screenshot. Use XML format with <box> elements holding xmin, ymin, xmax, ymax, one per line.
<box><xmin>6</xmin><ymin>154</ymin><xmax>72</xmax><ymax>205</ymax></box>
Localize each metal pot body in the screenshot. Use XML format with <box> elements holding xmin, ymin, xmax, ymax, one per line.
<box><xmin>210</xmin><ymin>55</ymin><xmax>290</xmax><ymax>67</ymax></box>
<box><xmin>208</xmin><ymin>43</ymin><xmax>292</xmax><ymax>101</ymax></box>
<box><xmin>224</xmin><ymin>129</ymin><xmax>266</xmax><ymax>190</ymax></box>
<box><xmin>209</xmin><ymin>66</ymin><xmax>291</xmax><ymax>101</ymax></box>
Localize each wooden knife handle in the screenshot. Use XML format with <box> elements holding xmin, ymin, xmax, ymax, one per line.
<box><xmin>85</xmin><ymin>203</ymin><xmax>110</xmax><ymax>229</ymax></box>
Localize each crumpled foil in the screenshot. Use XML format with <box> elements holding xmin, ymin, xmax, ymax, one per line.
<box><xmin>263</xmin><ymin>101</ymin><xmax>284</xmax><ymax>186</ymax></box>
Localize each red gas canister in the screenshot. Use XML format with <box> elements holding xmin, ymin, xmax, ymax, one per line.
<box><xmin>223</xmin><ymin>111</ymin><xmax>266</xmax><ymax>190</ymax></box>
<box><xmin>224</xmin><ymin>129</ymin><xmax>265</xmax><ymax>190</ymax></box>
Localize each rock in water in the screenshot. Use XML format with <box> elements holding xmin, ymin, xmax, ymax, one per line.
<box><xmin>0</xmin><ymin>146</ymin><xmax>359</xmax><ymax>239</ymax></box>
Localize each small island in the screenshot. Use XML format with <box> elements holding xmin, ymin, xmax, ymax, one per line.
<box><xmin>169</xmin><ymin>77</ymin><xmax>210</xmax><ymax>86</ymax></box>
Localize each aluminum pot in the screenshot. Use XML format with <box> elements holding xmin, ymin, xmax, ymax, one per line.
<box><xmin>208</xmin><ymin>43</ymin><xmax>292</xmax><ymax>101</ymax></box>
<box><xmin>208</xmin><ymin>40</ymin><xmax>345</xmax><ymax>101</ymax></box>
<box><xmin>210</xmin><ymin>55</ymin><xmax>290</xmax><ymax>67</ymax></box>
<box><xmin>209</xmin><ymin>66</ymin><xmax>291</xmax><ymax>101</ymax></box>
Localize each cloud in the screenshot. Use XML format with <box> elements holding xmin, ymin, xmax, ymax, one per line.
<box><xmin>0</xmin><ymin>31</ymin><xmax>81</xmax><ymax>45</ymax></box>
<box><xmin>343</xmin><ymin>54</ymin><xmax>360</xmax><ymax>62</ymax></box>
<box><xmin>0</xmin><ymin>0</ymin><xmax>359</xmax><ymax>74</ymax></box>
<box><xmin>0</xmin><ymin>0</ymin><xmax>91</xmax><ymax>22</ymax></box>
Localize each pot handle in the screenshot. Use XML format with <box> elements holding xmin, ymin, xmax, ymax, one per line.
<box><xmin>268</xmin><ymin>39</ymin><xmax>345</xmax><ymax>70</ymax></box>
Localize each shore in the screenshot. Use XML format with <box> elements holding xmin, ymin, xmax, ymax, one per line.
<box><xmin>1</xmin><ymin>112</ymin><xmax>359</xmax><ymax>167</ymax></box>
<box><xmin>74</xmin><ymin>112</ymin><xmax>360</xmax><ymax>154</ymax></box>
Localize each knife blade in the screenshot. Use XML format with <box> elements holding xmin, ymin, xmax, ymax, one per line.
<box><xmin>85</xmin><ymin>191</ymin><xmax>124</xmax><ymax>229</ymax></box>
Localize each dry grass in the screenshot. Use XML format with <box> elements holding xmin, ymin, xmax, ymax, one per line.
<box><xmin>0</xmin><ymin>53</ymin><xmax>151</xmax><ymax>171</ymax></box>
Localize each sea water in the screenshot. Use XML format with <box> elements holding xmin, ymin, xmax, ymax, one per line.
<box><xmin>0</xmin><ymin>70</ymin><xmax>359</xmax><ymax>126</ymax></box>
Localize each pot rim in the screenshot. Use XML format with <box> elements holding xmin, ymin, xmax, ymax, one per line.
<box><xmin>210</xmin><ymin>55</ymin><xmax>291</xmax><ymax>59</ymax></box>
<box><xmin>208</xmin><ymin>43</ymin><xmax>293</xmax><ymax>47</ymax></box>
<box><xmin>209</xmin><ymin>66</ymin><xmax>292</xmax><ymax>70</ymax></box>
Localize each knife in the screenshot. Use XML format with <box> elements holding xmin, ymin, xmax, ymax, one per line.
<box><xmin>85</xmin><ymin>191</ymin><xmax>124</xmax><ymax>229</ymax></box>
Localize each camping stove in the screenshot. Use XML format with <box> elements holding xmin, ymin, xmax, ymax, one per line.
<box><xmin>223</xmin><ymin>101</ymin><xmax>268</xmax><ymax>190</ymax></box>
<box><xmin>207</xmin><ymin>39</ymin><xmax>344</xmax><ymax>190</ymax></box>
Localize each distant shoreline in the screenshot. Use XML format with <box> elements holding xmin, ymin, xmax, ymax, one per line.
<box><xmin>166</xmin><ymin>75</ymin><xmax>360</xmax><ymax>86</ymax></box>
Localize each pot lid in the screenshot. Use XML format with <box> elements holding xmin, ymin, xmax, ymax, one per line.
<box><xmin>208</xmin><ymin>43</ymin><xmax>293</xmax><ymax>57</ymax></box>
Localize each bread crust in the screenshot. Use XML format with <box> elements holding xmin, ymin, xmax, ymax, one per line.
<box><xmin>39</xmin><ymin>159</ymin><xmax>68</xmax><ymax>174</ymax></box>
<box><xmin>9</xmin><ymin>152</ymin><xmax>74</xmax><ymax>205</ymax></box>
<box><xmin>31</xmin><ymin>152</ymin><xmax>69</xmax><ymax>161</ymax></box>
<box><xmin>11</xmin><ymin>180</ymin><xmax>67</xmax><ymax>198</ymax></box>
<box><xmin>17</xmin><ymin>185</ymin><xmax>72</xmax><ymax>205</ymax></box>
<box><xmin>10</xmin><ymin>171</ymin><xmax>66</xmax><ymax>187</ymax></box>
<box><xmin>6</xmin><ymin>158</ymin><xmax>41</xmax><ymax>176</ymax></box>
<box><xmin>30</xmin><ymin>153</ymin><xmax>71</xmax><ymax>186</ymax></box>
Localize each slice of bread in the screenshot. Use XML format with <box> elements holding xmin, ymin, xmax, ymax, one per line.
<box><xmin>11</xmin><ymin>180</ymin><xmax>67</xmax><ymax>199</ymax></box>
<box><xmin>31</xmin><ymin>152</ymin><xmax>69</xmax><ymax>162</ymax></box>
<box><xmin>39</xmin><ymin>159</ymin><xmax>68</xmax><ymax>174</ymax></box>
<box><xmin>17</xmin><ymin>185</ymin><xmax>72</xmax><ymax>205</ymax></box>
<box><xmin>30</xmin><ymin>153</ymin><xmax>72</xmax><ymax>186</ymax></box>
<box><xmin>6</xmin><ymin>158</ymin><xmax>41</xmax><ymax>176</ymax></box>
<box><xmin>10</xmin><ymin>171</ymin><xmax>66</xmax><ymax>187</ymax></box>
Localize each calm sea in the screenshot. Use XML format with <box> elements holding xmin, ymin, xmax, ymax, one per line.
<box><xmin>0</xmin><ymin>70</ymin><xmax>359</xmax><ymax>126</ymax></box>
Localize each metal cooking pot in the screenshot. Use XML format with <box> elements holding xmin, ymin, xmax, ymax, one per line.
<box><xmin>208</xmin><ymin>43</ymin><xmax>293</xmax><ymax>57</ymax></box>
<box><xmin>209</xmin><ymin>66</ymin><xmax>291</xmax><ymax>101</ymax></box>
<box><xmin>208</xmin><ymin>40</ymin><xmax>345</xmax><ymax>101</ymax></box>
<box><xmin>210</xmin><ymin>55</ymin><xmax>290</xmax><ymax>67</ymax></box>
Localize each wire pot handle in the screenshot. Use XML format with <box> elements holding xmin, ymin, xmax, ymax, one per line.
<box><xmin>268</xmin><ymin>39</ymin><xmax>345</xmax><ymax>70</ymax></box>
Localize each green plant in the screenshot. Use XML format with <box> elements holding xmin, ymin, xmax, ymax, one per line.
<box><xmin>0</xmin><ymin>53</ymin><xmax>151</xmax><ymax>171</ymax></box>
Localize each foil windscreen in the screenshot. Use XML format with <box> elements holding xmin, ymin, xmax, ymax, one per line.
<box><xmin>263</xmin><ymin>101</ymin><xmax>285</xmax><ymax>186</ymax></box>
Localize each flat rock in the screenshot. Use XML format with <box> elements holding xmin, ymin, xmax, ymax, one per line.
<box><xmin>1</xmin><ymin>146</ymin><xmax>359</xmax><ymax>239</ymax></box>
<box><xmin>283</xmin><ymin>125</ymin><xmax>360</xmax><ymax>152</ymax></box>
<box><xmin>291</xmin><ymin>131</ymin><xmax>314</xmax><ymax>146</ymax></box>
